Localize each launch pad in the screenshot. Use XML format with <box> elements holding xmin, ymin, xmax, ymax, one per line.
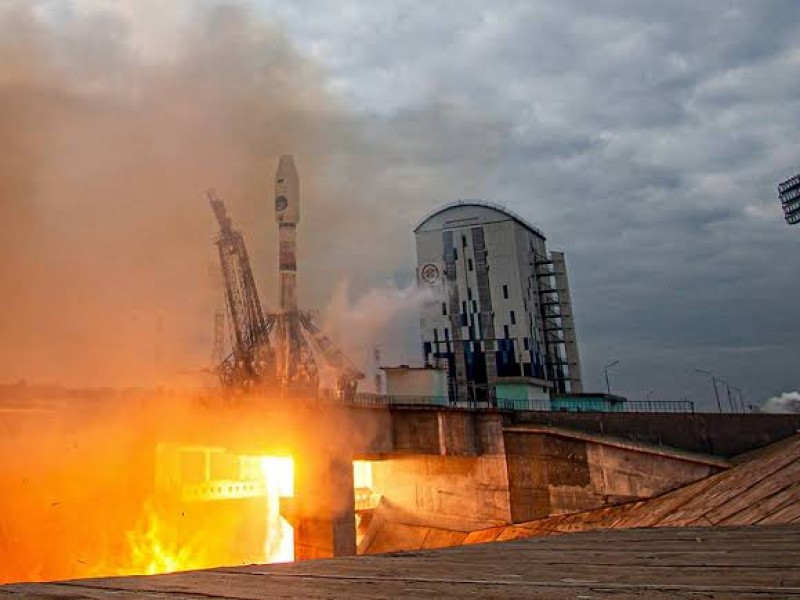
<box><xmin>209</xmin><ymin>156</ymin><xmax>363</xmax><ymax>400</ymax></box>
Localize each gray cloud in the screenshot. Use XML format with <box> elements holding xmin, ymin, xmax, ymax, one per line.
<box><xmin>256</xmin><ymin>0</ymin><xmax>800</xmax><ymax>409</ymax></box>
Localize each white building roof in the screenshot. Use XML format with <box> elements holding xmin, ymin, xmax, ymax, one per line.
<box><xmin>413</xmin><ymin>200</ymin><xmax>546</xmax><ymax>240</ymax></box>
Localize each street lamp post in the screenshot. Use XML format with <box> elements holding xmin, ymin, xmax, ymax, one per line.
<box><xmin>603</xmin><ymin>360</ymin><xmax>620</xmax><ymax>395</ymax></box>
<box><xmin>694</xmin><ymin>368</ymin><xmax>722</xmax><ymax>413</ymax></box>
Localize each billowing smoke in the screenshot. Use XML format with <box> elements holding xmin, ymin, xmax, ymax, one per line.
<box><xmin>321</xmin><ymin>281</ymin><xmax>436</xmax><ymax>390</ymax></box>
<box><xmin>0</xmin><ymin>1</ymin><xmax>434</xmax><ymax>388</ymax></box>
<box><xmin>760</xmin><ymin>391</ymin><xmax>800</xmax><ymax>414</ymax></box>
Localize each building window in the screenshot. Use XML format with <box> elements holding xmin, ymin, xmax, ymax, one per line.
<box><xmin>462</xmin><ymin>300</ymin><xmax>467</xmax><ymax>314</ymax></box>
<box><xmin>504</xmin><ymin>325</ymin><xmax>510</xmax><ymax>339</ymax></box>
<box><xmin>444</xmin><ymin>328</ymin><xmax>450</xmax><ymax>341</ymax></box>
<box><xmin>503</xmin><ymin>284</ymin><xmax>509</xmax><ymax>299</ymax></box>
<box><xmin>523</xmin><ymin>337</ymin><xmax>529</xmax><ymax>350</ymax></box>
<box><xmin>510</xmin><ymin>310</ymin><xmax>516</xmax><ymax>325</ymax></box>
<box><xmin>467</xmin><ymin>287</ymin><xmax>473</xmax><ymax>301</ymax></box>
<box><xmin>462</xmin><ymin>234</ymin><xmax>467</xmax><ymax>248</ymax></box>
<box><xmin>453</xmin><ymin>248</ymin><xmax>458</xmax><ymax>261</ymax></box>
<box><xmin>472</xmin><ymin>300</ymin><xmax>478</xmax><ymax>313</ymax></box>
<box><xmin>441</xmin><ymin>302</ymin><xmax>447</xmax><ymax>316</ymax></box>
<box><xmin>433</xmin><ymin>328</ymin><xmax>439</xmax><ymax>342</ymax></box>
<box><xmin>468</xmin><ymin>258</ymin><xmax>474</xmax><ymax>271</ymax></box>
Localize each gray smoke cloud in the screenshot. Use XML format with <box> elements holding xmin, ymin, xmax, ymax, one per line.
<box><xmin>0</xmin><ymin>1</ymin><xmax>438</xmax><ymax>387</ymax></box>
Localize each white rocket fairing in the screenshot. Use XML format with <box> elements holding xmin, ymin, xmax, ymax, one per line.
<box><xmin>275</xmin><ymin>155</ymin><xmax>299</xmax><ymax>312</ymax></box>
<box><xmin>275</xmin><ymin>155</ymin><xmax>300</xmax><ymax>225</ymax></box>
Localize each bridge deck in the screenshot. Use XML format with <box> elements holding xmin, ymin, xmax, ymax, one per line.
<box><xmin>2</xmin><ymin>523</ymin><xmax>798</xmax><ymax>599</ymax></box>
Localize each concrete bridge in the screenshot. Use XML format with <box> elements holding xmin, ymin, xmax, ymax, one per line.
<box><xmin>163</xmin><ymin>399</ymin><xmax>800</xmax><ymax>561</ymax></box>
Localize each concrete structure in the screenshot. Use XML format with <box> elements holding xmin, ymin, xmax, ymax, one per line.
<box><xmin>415</xmin><ymin>201</ymin><xmax>581</xmax><ymax>405</ymax></box>
<box><xmin>3</xmin><ymin>393</ymin><xmax>800</xmax><ymax>583</ymax></box>
<box><xmin>779</xmin><ymin>171</ymin><xmax>800</xmax><ymax>225</ymax></box>
<box><xmin>362</xmin><ymin>433</ymin><xmax>800</xmax><ymax>553</ymax></box>
<box><xmin>147</xmin><ymin>406</ymin><xmax>800</xmax><ymax>563</ymax></box>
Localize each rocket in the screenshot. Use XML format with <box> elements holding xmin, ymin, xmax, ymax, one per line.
<box><xmin>275</xmin><ymin>155</ymin><xmax>300</xmax><ymax>313</ymax></box>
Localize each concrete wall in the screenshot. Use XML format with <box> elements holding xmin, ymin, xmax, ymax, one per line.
<box><xmin>370</xmin><ymin>455</ymin><xmax>513</xmax><ymax>531</ymax></box>
<box><xmin>366</xmin><ymin>411</ymin><xmax>510</xmax><ymax>531</ymax></box>
<box><xmin>507</xmin><ymin>412</ymin><xmax>800</xmax><ymax>457</ymax></box>
<box><xmin>388</xmin><ymin>409</ymin><xmax>506</xmax><ymax>456</ymax></box>
<box><xmin>503</xmin><ymin>429</ymin><xmax>723</xmax><ymax>522</ymax></box>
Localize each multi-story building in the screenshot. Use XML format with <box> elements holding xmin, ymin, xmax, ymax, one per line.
<box><xmin>415</xmin><ymin>201</ymin><xmax>582</xmax><ymax>405</ymax></box>
<box><xmin>779</xmin><ymin>172</ymin><xmax>800</xmax><ymax>225</ymax></box>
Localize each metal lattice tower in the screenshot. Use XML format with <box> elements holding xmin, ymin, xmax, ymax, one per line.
<box><xmin>208</xmin><ymin>158</ymin><xmax>363</xmax><ymax>401</ymax></box>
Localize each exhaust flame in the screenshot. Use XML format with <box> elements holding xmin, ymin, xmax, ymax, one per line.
<box><xmin>123</xmin><ymin>501</ymin><xmax>206</xmax><ymax>576</ymax></box>
<box><xmin>261</xmin><ymin>456</ymin><xmax>294</xmax><ymax>564</ymax></box>
<box><xmin>112</xmin><ymin>455</ymin><xmax>294</xmax><ymax>577</ymax></box>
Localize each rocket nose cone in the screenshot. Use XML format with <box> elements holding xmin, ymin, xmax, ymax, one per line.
<box><xmin>276</xmin><ymin>155</ymin><xmax>297</xmax><ymax>180</ymax></box>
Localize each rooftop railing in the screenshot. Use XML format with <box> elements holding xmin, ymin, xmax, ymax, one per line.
<box><xmin>320</xmin><ymin>391</ymin><xmax>696</xmax><ymax>414</ymax></box>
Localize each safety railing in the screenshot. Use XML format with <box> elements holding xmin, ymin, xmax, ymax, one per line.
<box><xmin>319</xmin><ymin>391</ymin><xmax>696</xmax><ymax>414</ymax></box>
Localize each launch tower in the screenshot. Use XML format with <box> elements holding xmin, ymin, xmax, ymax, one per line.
<box><xmin>210</xmin><ymin>156</ymin><xmax>363</xmax><ymax>400</ymax></box>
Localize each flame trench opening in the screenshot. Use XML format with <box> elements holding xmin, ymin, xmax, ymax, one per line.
<box><xmin>114</xmin><ymin>452</ymin><xmax>295</xmax><ymax>578</ymax></box>
<box><xmin>0</xmin><ymin>406</ymin><xmax>383</xmax><ymax>586</ymax></box>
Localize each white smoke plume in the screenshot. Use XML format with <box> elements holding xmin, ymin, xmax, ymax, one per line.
<box><xmin>760</xmin><ymin>391</ymin><xmax>800</xmax><ymax>414</ymax></box>
<box><xmin>321</xmin><ymin>281</ymin><xmax>436</xmax><ymax>391</ymax></box>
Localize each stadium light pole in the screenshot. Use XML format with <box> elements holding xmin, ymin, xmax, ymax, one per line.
<box><xmin>603</xmin><ymin>360</ymin><xmax>620</xmax><ymax>395</ymax></box>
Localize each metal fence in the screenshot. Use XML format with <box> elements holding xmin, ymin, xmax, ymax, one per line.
<box><xmin>324</xmin><ymin>392</ymin><xmax>696</xmax><ymax>414</ymax></box>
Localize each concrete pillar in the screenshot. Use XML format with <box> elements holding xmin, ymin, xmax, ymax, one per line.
<box><xmin>292</xmin><ymin>451</ymin><xmax>356</xmax><ymax>560</ymax></box>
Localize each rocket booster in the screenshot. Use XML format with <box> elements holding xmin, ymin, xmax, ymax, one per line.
<box><xmin>275</xmin><ymin>155</ymin><xmax>300</xmax><ymax>225</ymax></box>
<box><xmin>275</xmin><ymin>155</ymin><xmax>299</xmax><ymax>312</ymax></box>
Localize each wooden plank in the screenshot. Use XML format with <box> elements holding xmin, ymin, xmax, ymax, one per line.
<box><xmin>721</xmin><ymin>480</ymin><xmax>800</xmax><ymax>526</ymax></box>
<box><xmin>759</xmin><ymin>500</ymin><xmax>800</xmax><ymax>525</ymax></box>
<box><xmin>420</xmin><ymin>528</ymin><xmax>467</xmax><ymax>550</ymax></box>
<box><xmin>704</xmin><ymin>458</ymin><xmax>800</xmax><ymax>524</ymax></box>
<box><xmin>611</xmin><ymin>473</ymin><xmax>725</xmax><ymax>528</ymax></box>
<box><xmin>656</xmin><ymin>439</ymin><xmax>800</xmax><ymax>527</ymax></box>
<box><xmin>3</xmin><ymin>525</ymin><xmax>800</xmax><ymax>599</ymax></box>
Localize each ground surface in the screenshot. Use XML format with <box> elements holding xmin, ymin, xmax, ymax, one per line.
<box><xmin>2</xmin><ymin>524</ymin><xmax>798</xmax><ymax>599</ymax></box>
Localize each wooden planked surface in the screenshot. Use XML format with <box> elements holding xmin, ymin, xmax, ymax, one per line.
<box><xmin>2</xmin><ymin>524</ymin><xmax>799</xmax><ymax>599</ymax></box>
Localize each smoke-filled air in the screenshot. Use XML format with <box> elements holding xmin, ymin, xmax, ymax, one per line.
<box><xmin>0</xmin><ymin>0</ymin><xmax>425</xmax><ymax>388</ymax></box>
<box><xmin>0</xmin><ymin>0</ymin><xmax>422</xmax><ymax>584</ymax></box>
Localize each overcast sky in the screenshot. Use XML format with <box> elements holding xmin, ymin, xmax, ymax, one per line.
<box><xmin>7</xmin><ymin>1</ymin><xmax>800</xmax><ymax>409</ymax></box>
<box><xmin>256</xmin><ymin>1</ymin><xmax>800</xmax><ymax>409</ymax></box>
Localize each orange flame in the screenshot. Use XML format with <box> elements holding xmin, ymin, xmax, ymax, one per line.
<box><xmin>122</xmin><ymin>501</ymin><xmax>206</xmax><ymax>576</ymax></box>
<box><xmin>117</xmin><ymin>456</ymin><xmax>294</xmax><ymax>576</ymax></box>
<box><xmin>260</xmin><ymin>456</ymin><xmax>294</xmax><ymax>563</ymax></box>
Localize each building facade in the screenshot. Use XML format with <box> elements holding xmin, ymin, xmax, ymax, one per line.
<box><xmin>778</xmin><ymin>172</ymin><xmax>800</xmax><ymax>225</ymax></box>
<box><xmin>415</xmin><ymin>201</ymin><xmax>582</xmax><ymax>405</ymax></box>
